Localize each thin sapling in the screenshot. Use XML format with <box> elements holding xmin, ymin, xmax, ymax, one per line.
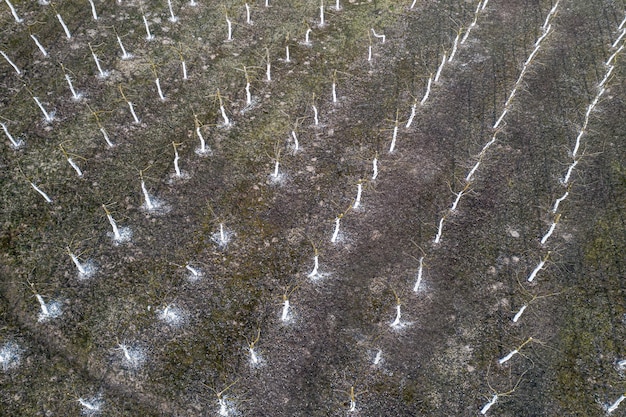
<box><xmin>461</xmin><ymin>0</ymin><xmax>484</xmax><ymax>44</ymax></box>
<box><xmin>608</xmin><ymin>394</ymin><xmax>626</xmax><ymax>414</ymax></box>
<box><xmin>115</xmin><ymin>342</ymin><xmax>146</xmax><ymax>370</ymax></box>
<box><xmin>158</xmin><ymin>303</ymin><xmax>186</xmax><ymax>326</ymax></box>
<box><xmin>433</xmin><ymin>215</ymin><xmax>446</xmax><ymax>244</ymax></box>
<box><xmin>245</xmin><ymin>3</ymin><xmax>252</xmax><ymax>25</ymax></box>
<box><xmin>540</xmin><ymin>213</ymin><xmax>560</xmax><ymax>245</ymax></box>
<box><xmin>56</xmin><ymin>13</ymin><xmax>72</xmax><ymax>39</ymax></box>
<box><xmin>290</xmin><ymin>130</ymin><xmax>299</xmax><ymax>153</ymax></box>
<box><xmin>225</xmin><ymin>11</ymin><xmax>233</xmax><ymax>41</ymax></box>
<box><xmin>139</xmin><ymin>170</ymin><xmax>164</xmax><ymax>212</ymax></box>
<box><xmin>30</xmin><ymin>34</ymin><xmax>48</xmax><ymax>57</ymax></box>
<box><xmin>61</xmin><ymin>64</ymin><xmax>83</xmax><ymax>101</ymax></box>
<box><xmin>241</xmin><ymin>66</ymin><xmax>253</xmax><ymax>107</ymax></box>
<box><xmin>331</xmin><ymin>215</ymin><xmax>342</xmax><ymax>243</ymax></box>
<box><xmin>86</xmin><ymin>104</ymin><xmax>114</xmax><ymax>147</ymax></box>
<box><xmin>373</xmin><ymin>349</ymin><xmax>383</xmax><ymax>365</ymax></box>
<box><xmin>167</xmin><ymin>0</ymin><xmax>178</xmax><ymax>22</ymax></box>
<box><xmin>216</xmin><ymin>90</ymin><xmax>231</xmax><ymax>127</ymax></box>
<box><xmin>87</xmin><ymin>0</ymin><xmax>98</xmax><ymax>20</ymax></box>
<box><xmin>151</xmin><ymin>64</ymin><xmax>166</xmax><ymax>101</ymax></box>
<box><xmin>4</xmin><ymin>0</ymin><xmax>23</xmax><ymax>23</ymax></box>
<box><xmin>0</xmin><ymin>50</ymin><xmax>21</xmax><ymax>76</ymax></box>
<box><xmin>173</xmin><ymin>46</ymin><xmax>187</xmax><ymax>79</ymax></box>
<box><xmin>450</xmin><ymin>182</ymin><xmax>471</xmax><ymax>212</ymax></box>
<box><xmin>372</xmin><ymin>155</ymin><xmax>378</xmax><ymax>180</ymax></box>
<box><xmin>29</xmin><ymin>283</ymin><xmax>62</xmax><ymax>322</ymax></box>
<box><xmin>510</xmin><ymin>288</ymin><xmax>559</xmax><ymax>323</ymax></box>
<box><xmin>119</xmin><ymin>86</ymin><xmax>140</xmax><ymax>124</ymax></box>
<box><xmin>67</xmin><ymin>247</ymin><xmax>97</xmax><ymax>279</ymax></box>
<box><xmin>302</xmin><ymin>27</ymin><xmax>313</xmax><ymax>46</ymax></box>
<box><xmin>390</xmin><ymin>295</ymin><xmax>402</xmax><ymax>328</ymax></box>
<box><xmin>212</xmin><ymin>222</ymin><xmax>233</xmax><ymax>249</ymax></box>
<box><xmin>348</xmin><ymin>386</ymin><xmax>357</xmax><ymax>412</ymax></box>
<box><xmin>421</xmin><ymin>75</ymin><xmax>433</xmax><ymax>105</ymax></box>
<box><xmin>388</xmin><ymin>109</ymin><xmax>400</xmax><ymax>153</ymax></box>
<box><xmin>88</xmin><ymin>43</ymin><xmax>109</xmax><ymax>79</ymax></box>
<box><xmin>30</xmin><ymin>182</ymin><xmax>53</xmax><ymax>203</ymax></box>
<box><xmin>284</xmin><ymin>37</ymin><xmax>291</xmax><ymax>62</ymax></box>
<box><xmin>347</xmin><ymin>387</ymin><xmax>368</xmax><ymax>412</ymax></box>
<box><xmin>434</xmin><ymin>52</ymin><xmax>447</xmax><ymax>83</ymax></box>
<box><xmin>32</xmin><ymin>96</ymin><xmax>55</xmax><ymax>123</ymax></box>
<box><xmin>102</xmin><ymin>204</ymin><xmax>132</xmax><ymax>244</ymax></box>
<box><xmin>185</xmin><ymin>262</ymin><xmax>204</xmax><ymax>282</ymax></box>
<box><xmin>479</xmin><ymin>371</ymin><xmax>526</xmax><ymax>415</ymax></box>
<box><xmin>265</xmin><ymin>47</ymin><xmax>271</xmax><ymax>82</ymax></box>
<box><xmin>142</xmin><ymin>14</ymin><xmax>155</xmax><ymax>40</ymax></box>
<box><xmin>194</xmin><ymin>114</ymin><xmax>212</xmax><ymax>156</ymax></box>
<box><xmin>268</xmin><ymin>144</ymin><xmax>285</xmax><ymax>184</ymax></box>
<box><xmin>527</xmin><ymin>252</ymin><xmax>550</xmax><ymax>282</ymax></box>
<box><xmin>170</xmin><ymin>141</ymin><xmax>188</xmax><ymax>179</ymax></box>
<box><xmin>413</xmin><ymin>256</ymin><xmax>424</xmax><ymax>292</ymax></box>
<box><xmin>307</xmin><ymin>244</ymin><xmax>321</xmax><ymax>280</ymax></box>
<box><xmin>210</xmin><ymin>380</ymin><xmax>239</xmax><ymax>417</ymax></box>
<box><xmin>280</xmin><ymin>281</ymin><xmax>300</xmax><ymax>323</ymax></box>
<box><xmin>310</xmin><ymin>93</ymin><xmax>321</xmax><ymax>126</ymax></box>
<box><xmin>551</xmin><ymin>185</ymin><xmax>571</xmax><ymax>214</ymax></box>
<box><xmin>281</xmin><ymin>294</ymin><xmax>291</xmax><ymax>322</ymax></box>
<box><xmin>480</xmin><ymin>395</ymin><xmax>498</xmax><ymax>415</ymax></box>
<box><xmin>1</xmin><ymin>122</ymin><xmax>24</xmax><ymax>149</ymax></box>
<box><xmin>352</xmin><ymin>181</ymin><xmax>363</xmax><ymax>210</ymax></box>
<box><xmin>512</xmin><ymin>305</ymin><xmax>527</xmax><ymax>323</ymax></box>
<box><xmin>246</xmin><ymin>328</ymin><xmax>263</xmax><ymax>366</ymax></box>
<box><xmin>115</xmin><ymin>30</ymin><xmax>133</xmax><ymax>60</ymax></box>
<box><xmin>59</xmin><ymin>143</ymin><xmax>84</xmax><ymax>177</ymax></box>
<box><xmin>331</xmin><ymin>70</ymin><xmax>338</xmax><ymax>104</ymax></box>
<box><xmin>498</xmin><ymin>337</ymin><xmax>533</xmax><ymax>365</ymax></box>
<box><xmin>448</xmin><ymin>30</ymin><xmax>462</xmax><ymax>62</ymax></box>
<box><xmin>405</xmin><ymin>97</ymin><xmax>417</xmax><ymax>128</ymax></box>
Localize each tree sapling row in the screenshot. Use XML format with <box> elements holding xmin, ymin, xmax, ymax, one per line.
<box><xmin>433</xmin><ymin>0</ymin><xmax>559</xmax><ymax>245</ymax></box>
